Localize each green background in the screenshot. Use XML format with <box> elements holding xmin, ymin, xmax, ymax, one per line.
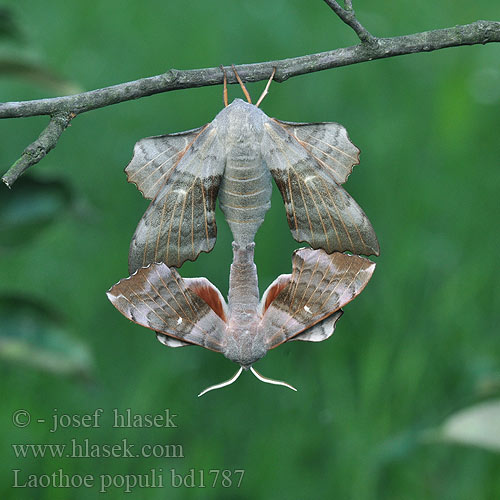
<box><xmin>1</xmin><ymin>0</ymin><xmax>499</xmax><ymax>498</ymax></box>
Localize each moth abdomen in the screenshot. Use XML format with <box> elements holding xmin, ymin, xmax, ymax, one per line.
<box><xmin>219</xmin><ymin>158</ymin><xmax>272</xmax><ymax>245</ymax></box>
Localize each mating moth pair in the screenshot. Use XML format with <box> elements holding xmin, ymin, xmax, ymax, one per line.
<box><xmin>107</xmin><ymin>68</ymin><xmax>379</xmax><ymax>395</ymax></box>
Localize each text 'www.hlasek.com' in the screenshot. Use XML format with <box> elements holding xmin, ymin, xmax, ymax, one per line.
<box><xmin>11</xmin><ymin>408</ymin><xmax>245</xmax><ymax>492</ymax></box>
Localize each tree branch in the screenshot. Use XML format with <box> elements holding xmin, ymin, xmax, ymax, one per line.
<box><xmin>323</xmin><ymin>0</ymin><xmax>377</xmax><ymax>45</ymax></box>
<box><xmin>1</xmin><ymin>19</ymin><xmax>499</xmax><ymax>186</ymax></box>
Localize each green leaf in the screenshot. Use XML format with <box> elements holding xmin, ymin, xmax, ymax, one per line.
<box><xmin>430</xmin><ymin>400</ymin><xmax>500</xmax><ymax>452</ymax></box>
<box><xmin>0</xmin><ymin>7</ymin><xmax>22</xmax><ymax>41</ymax></box>
<box><xmin>0</xmin><ymin>296</ymin><xmax>93</xmax><ymax>377</ymax></box>
<box><xmin>0</xmin><ymin>176</ymin><xmax>72</xmax><ymax>250</ymax></box>
<box><xmin>0</xmin><ymin>7</ymin><xmax>81</xmax><ymax>93</ymax></box>
<box><xmin>0</xmin><ymin>55</ymin><xmax>81</xmax><ymax>94</ymax></box>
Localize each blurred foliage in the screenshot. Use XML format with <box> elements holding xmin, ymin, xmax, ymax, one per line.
<box><xmin>427</xmin><ymin>400</ymin><xmax>500</xmax><ymax>452</ymax></box>
<box><xmin>0</xmin><ymin>176</ymin><xmax>73</xmax><ymax>250</ymax></box>
<box><xmin>0</xmin><ymin>0</ymin><xmax>499</xmax><ymax>499</ymax></box>
<box><xmin>0</xmin><ymin>6</ymin><xmax>21</xmax><ymax>41</ymax></box>
<box><xmin>0</xmin><ymin>5</ymin><xmax>80</xmax><ymax>93</ymax></box>
<box><xmin>0</xmin><ymin>295</ymin><xmax>93</xmax><ymax>377</ymax></box>
<box><xmin>0</xmin><ymin>57</ymin><xmax>81</xmax><ymax>94</ymax></box>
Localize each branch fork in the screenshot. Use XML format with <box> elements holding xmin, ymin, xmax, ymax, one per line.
<box><xmin>2</xmin><ymin>112</ymin><xmax>74</xmax><ymax>188</ymax></box>
<box><xmin>323</xmin><ymin>0</ymin><xmax>377</xmax><ymax>46</ymax></box>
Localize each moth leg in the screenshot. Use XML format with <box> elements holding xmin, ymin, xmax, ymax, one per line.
<box><xmin>256</xmin><ymin>67</ymin><xmax>276</xmax><ymax>108</ymax></box>
<box><xmin>231</xmin><ymin>64</ymin><xmax>252</xmax><ymax>104</ymax></box>
<box><xmin>220</xmin><ymin>65</ymin><xmax>228</xmax><ymax>107</ymax></box>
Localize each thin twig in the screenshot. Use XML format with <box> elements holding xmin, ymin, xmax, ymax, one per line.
<box><xmin>2</xmin><ymin>112</ymin><xmax>73</xmax><ymax>188</ymax></box>
<box><xmin>323</xmin><ymin>0</ymin><xmax>377</xmax><ymax>45</ymax></box>
<box><xmin>1</xmin><ymin>19</ymin><xmax>500</xmax><ymax>186</ymax></box>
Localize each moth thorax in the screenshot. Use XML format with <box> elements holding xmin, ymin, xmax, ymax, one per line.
<box><xmin>223</xmin><ymin>333</ymin><xmax>268</xmax><ymax>368</ymax></box>
<box><xmin>223</xmin><ymin>100</ymin><xmax>265</xmax><ymax>143</ymax></box>
<box><xmin>226</xmin><ymin>142</ymin><xmax>260</xmax><ymax>162</ymax></box>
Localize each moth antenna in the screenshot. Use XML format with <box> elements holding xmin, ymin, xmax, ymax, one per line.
<box><xmin>250</xmin><ymin>366</ymin><xmax>297</xmax><ymax>392</ymax></box>
<box><xmin>231</xmin><ymin>65</ymin><xmax>252</xmax><ymax>104</ymax></box>
<box><xmin>197</xmin><ymin>366</ymin><xmax>243</xmax><ymax>397</ymax></box>
<box><xmin>256</xmin><ymin>67</ymin><xmax>276</xmax><ymax>108</ymax></box>
<box><xmin>220</xmin><ymin>65</ymin><xmax>228</xmax><ymax>107</ymax></box>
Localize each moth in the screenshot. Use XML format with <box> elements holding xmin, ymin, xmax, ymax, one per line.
<box><xmin>126</xmin><ymin>68</ymin><xmax>379</xmax><ymax>273</ymax></box>
<box><xmin>107</xmin><ymin>243</ymin><xmax>375</xmax><ymax>396</ymax></box>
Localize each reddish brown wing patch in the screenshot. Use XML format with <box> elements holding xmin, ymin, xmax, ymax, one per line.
<box><xmin>262</xmin><ymin>275</ymin><xmax>290</xmax><ymax>314</ymax></box>
<box><xmin>187</xmin><ymin>278</ymin><xmax>228</xmax><ymax>323</ymax></box>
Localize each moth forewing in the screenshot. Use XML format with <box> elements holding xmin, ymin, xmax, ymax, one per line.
<box><xmin>128</xmin><ymin>124</ymin><xmax>225</xmax><ymax>273</ymax></box>
<box><xmin>125</xmin><ymin>125</ymin><xmax>206</xmax><ymax>200</ymax></box>
<box><xmin>271</xmin><ymin>119</ymin><xmax>361</xmax><ymax>185</ymax></box>
<box><xmin>261</xmin><ymin>118</ymin><xmax>380</xmax><ymax>257</ymax></box>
